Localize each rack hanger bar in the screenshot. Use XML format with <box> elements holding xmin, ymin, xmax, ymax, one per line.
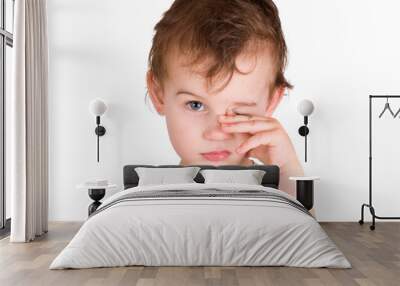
<box><xmin>370</xmin><ymin>95</ymin><xmax>400</xmax><ymax>98</ymax></box>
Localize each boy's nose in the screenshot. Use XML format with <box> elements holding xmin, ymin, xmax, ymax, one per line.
<box><xmin>203</xmin><ymin>114</ymin><xmax>234</xmax><ymax>141</ymax></box>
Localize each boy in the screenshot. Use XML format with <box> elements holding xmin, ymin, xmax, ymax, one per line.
<box><xmin>146</xmin><ymin>0</ymin><xmax>304</xmax><ymax>199</ymax></box>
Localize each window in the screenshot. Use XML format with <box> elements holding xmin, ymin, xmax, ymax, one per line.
<box><xmin>0</xmin><ymin>0</ymin><xmax>14</xmax><ymax>235</ymax></box>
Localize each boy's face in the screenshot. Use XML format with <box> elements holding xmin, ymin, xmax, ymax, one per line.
<box><xmin>147</xmin><ymin>46</ymin><xmax>284</xmax><ymax>166</ymax></box>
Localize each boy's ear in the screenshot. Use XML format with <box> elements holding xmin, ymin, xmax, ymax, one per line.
<box><xmin>265</xmin><ymin>85</ymin><xmax>285</xmax><ymax>116</ymax></box>
<box><xmin>146</xmin><ymin>70</ymin><xmax>165</xmax><ymax>116</ymax></box>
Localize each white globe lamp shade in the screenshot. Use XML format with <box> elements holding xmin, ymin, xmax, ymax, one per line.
<box><xmin>297</xmin><ymin>99</ymin><xmax>314</xmax><ymax>116</ymax></box>
<box><xmin>89</xmin><ymin>99</ymin><xmax>107</xmax><ymax>116</ymax></box>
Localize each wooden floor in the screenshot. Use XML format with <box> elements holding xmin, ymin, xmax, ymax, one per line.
<box><xmin>0</xmin><ymin>222</ymin><xmax>399</xmax><ymax>286</ymax></box>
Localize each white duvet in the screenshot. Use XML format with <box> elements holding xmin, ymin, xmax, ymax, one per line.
<box><xmin>50</xmin><ymin>183</ymin><xmax>351</xmax><ymax>269</ymax></box>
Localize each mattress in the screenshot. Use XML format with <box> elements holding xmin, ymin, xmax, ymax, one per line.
<box><xmin>49</xmin><ymin>183</ymin><xmax>351</xmax><ymax>269</ymax></box>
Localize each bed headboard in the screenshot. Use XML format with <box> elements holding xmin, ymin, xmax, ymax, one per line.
<box><xmin>123</xmin><ymin>164</ymin><xmax>280</xmax><ymax>190</ymax></box>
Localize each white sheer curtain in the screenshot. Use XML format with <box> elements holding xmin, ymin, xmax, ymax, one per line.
<box><xmin>8</xmin><ymin>0</ymin><xmax>48</xmax><ymax>242</ymax></box>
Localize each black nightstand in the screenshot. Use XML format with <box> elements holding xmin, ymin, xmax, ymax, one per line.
<box><xmin>77</xmin><ymin>183</ymin><xmax>117</xmax><ymax>216</ymax></box>
<box><xmin>289</xmin><ymin>176</ymin><xmax>320</xmax><ymax>210</ymax></box>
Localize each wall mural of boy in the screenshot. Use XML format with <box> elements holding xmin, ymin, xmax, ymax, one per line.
<box><xmin>146</xmin><ymin>0</ymin><xmax>304</xmax><ymax>198</ymax></box>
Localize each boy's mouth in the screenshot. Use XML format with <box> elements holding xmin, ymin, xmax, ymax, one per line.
<box><xmin>201</xmin><ymin>150</ymin><xmax>231</xmax><ymax>162</ymax></box>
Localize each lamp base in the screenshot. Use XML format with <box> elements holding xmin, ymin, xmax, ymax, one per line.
<box><xmin>298</xmin><ymin>126</ymin><xmax>309</xmax><ymax>137</ymax></box>
<box><xmin>95</xmin><ymin>126</ymin><xmax>106</xmax><ymax>136</ymax></box>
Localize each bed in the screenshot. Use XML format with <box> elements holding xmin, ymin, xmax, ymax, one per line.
<box><xmin>49</xmin><ymin>164</ymin><xmax>351</xmax><ymax>269</ymax></box>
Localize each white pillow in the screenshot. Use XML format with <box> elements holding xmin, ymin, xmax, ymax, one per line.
<box><xmin>135</xmin><ymin>167</ymin><xmax>201</xmax><ymax>186</ymax></box>
<box><xmin>200</xmin><ymin>169</ymin><xmax>266</xmax><ymax>185</ymax></box>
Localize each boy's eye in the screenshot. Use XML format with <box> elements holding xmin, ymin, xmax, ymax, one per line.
<box><xmin>186</xmin><ymin>101</ymin><xmax>205</xmax><ymax>112</ymax></box>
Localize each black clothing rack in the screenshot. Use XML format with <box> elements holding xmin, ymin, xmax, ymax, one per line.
<box><xmin>359</xmin><ymin>95</ymin><xmax>400</xmax><ymax>230</ymax></box>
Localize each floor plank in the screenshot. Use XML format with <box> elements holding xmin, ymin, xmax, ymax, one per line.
<box><xmin>0</xmin><ymin>222</ymin><xmax>399</xmax><ymax>286</ymax></box>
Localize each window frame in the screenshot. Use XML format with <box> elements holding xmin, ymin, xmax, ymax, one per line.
<box><xmin>0</xmin><ymin>0</ymin><xmax>14</xmax><ymax>233</ymax></box>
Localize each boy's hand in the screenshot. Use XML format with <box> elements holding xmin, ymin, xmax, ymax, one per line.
<box><xmin>219</xmin><ymin>106</ymin><xmax>305</xmax><ymax>198</ymax></box>
<box><xmin>218</xmin><ymin>108</ymin><xmax>302</xmax><ymax>172</ymax></box>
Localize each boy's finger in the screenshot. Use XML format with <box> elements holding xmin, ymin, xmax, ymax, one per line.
<box><xmin>221</xmin><ymin>120</ymin><xmax>277</xmax><ymax>134</ymax></box>
<box><xmin>230</xmin><ymin>104</ymin><xmax>258</xmax><ymax>116</ymax></box>
<box><xmin>236</xmin><ymin>131</ymin><xmax>274</xmax><ymax>154</ymax></box>
<box><xmin>219</xmin><ymin>114</ymin><xmax>268</xmax><ymax>123</ymax></box>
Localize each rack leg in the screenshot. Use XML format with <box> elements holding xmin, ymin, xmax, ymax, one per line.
<box><xmin>369</xmin><ymin>206</ymin><xmax>376</xmax><ymax>231</ymax></box>
<box><xmin>359</xmin><ymin>203</ymin><xmax>376</xmax><ymax>230</ymax></box>
<box><xmin>359</xmin><ymin>204</ymin><xmax>366</xmax><ymax>225</ymax></box>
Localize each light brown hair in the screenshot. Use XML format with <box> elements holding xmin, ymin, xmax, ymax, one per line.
<box><xmin>148</xmin><ymin>0</ymin><xmax>292</xmax><ymax>91</ymax></box>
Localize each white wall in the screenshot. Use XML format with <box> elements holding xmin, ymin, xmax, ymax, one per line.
<box><xmin>48</xmin><ymin>0</ymin><xmax>400</xmax><ymax>222</ymax></box>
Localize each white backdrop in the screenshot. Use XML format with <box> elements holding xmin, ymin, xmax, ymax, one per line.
<box><xmin>47</xmin><ymin>0</ymin><xmax>400</xmax><ymax>221</ymax></box>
